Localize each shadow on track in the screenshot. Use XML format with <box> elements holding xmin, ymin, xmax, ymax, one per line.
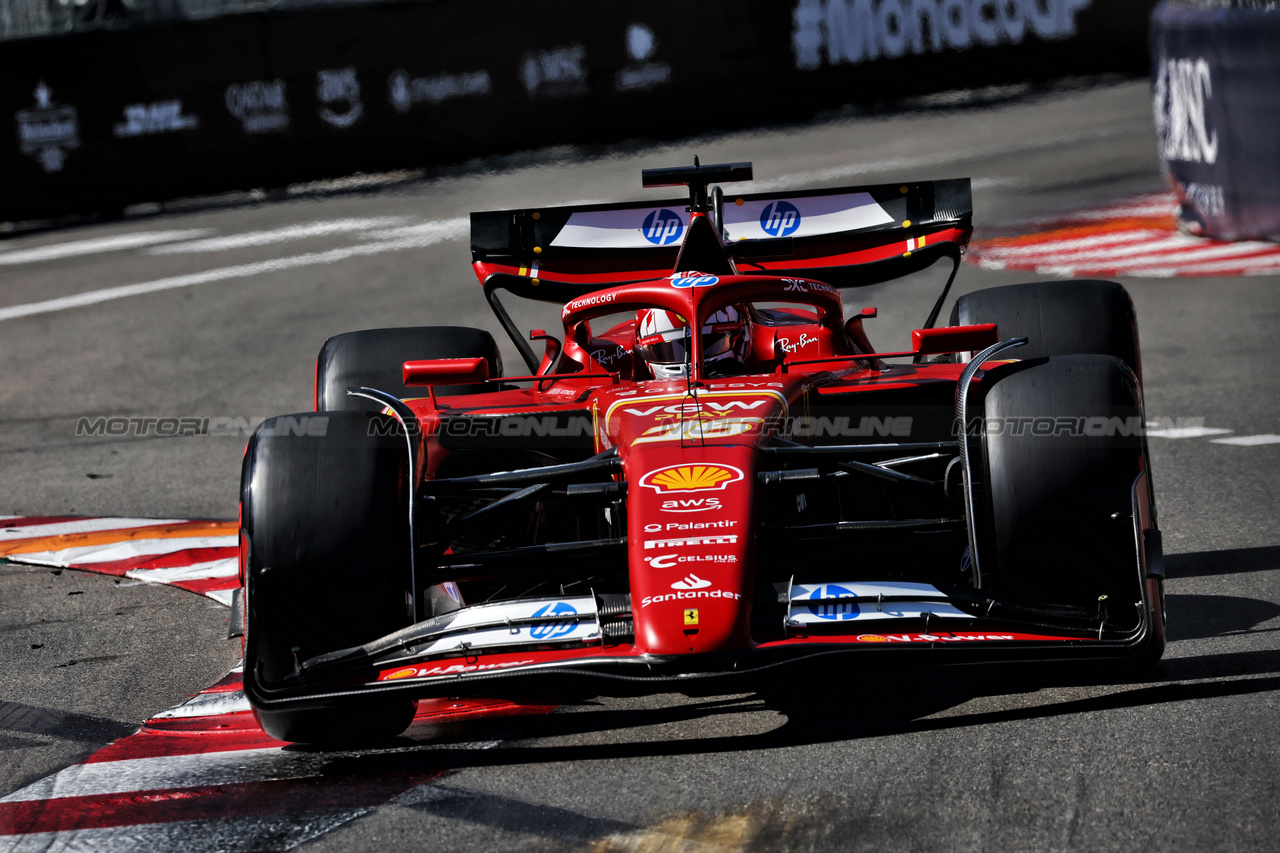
<box><xmin>276</xmin><ymin>544</ymin><xmax>1280</xmax><ymax>782</ymax></box>
<box><xmin>1165</xmin><ymin>544</ymin><xmax>1280</xmax><ymax>578</ymax></box>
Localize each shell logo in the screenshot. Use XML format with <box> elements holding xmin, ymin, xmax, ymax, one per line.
<box><xmin>856</xmin><ymin>634</ymin><xmax>888</xmax><ymax>643</ymax></box>
<box><xmin>383</xmin><ymin>667</ymin><xmax>419</xmax><ymax>680</ymax></box>
<box><xmin>640</xmin><ymin>464</ymin><xmax>744</xmax><ymax>493</ymax></box>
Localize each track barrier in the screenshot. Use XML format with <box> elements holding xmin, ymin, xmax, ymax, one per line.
<box><xmin>1151</xmin><ymin>1</ymin><xmax>1280</xmax><ymax>242</ymax></box>
<box><xmin>4</xmin><ymin>0</ymin><xmax>1157</xmax><ymax>222</ymax></box>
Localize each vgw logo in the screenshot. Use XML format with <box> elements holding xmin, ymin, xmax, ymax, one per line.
<box><xmin>760</xmin><ymin>200</ymin><xmax>801</xmax><ymax>237</ymax></box>
<box><xmin>804</xmin><ymin>584</ymin><xmax>860</xmax><ymax>620</ymax></box>
<box><xmin>529</xmin><ymin>602</ymin><xmax>578</xmax><ymax>639</ymax></box>
<box><xmin>642</xmin><ymin>208</ymin><xmax>684</xmax><ymax>245</ymax></box>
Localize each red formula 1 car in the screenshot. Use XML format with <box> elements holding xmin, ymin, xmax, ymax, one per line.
<box><xmin>238</xmin><ymin>161</ymin><xmax>1165</xmax><ymax>742</ymax></box>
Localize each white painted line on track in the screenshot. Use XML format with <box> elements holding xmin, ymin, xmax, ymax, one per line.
<box><xmin>13</xmin><ymin>536</ymin><xmax>238</xmax><ymax>566</ymax></box>
<box><xmin>995</xmin><ymin>194</ymin><xmax>1176</xmax><ymax>229</ymax></box>
<box><xmin>125</xmin><ymin>559</ymin><xmax>239</xmax><ymax>584</ymax></box>
<box><xmin>1050</xmin><ymin>239</ymin><xmax>1280</xmax><ymax>270</ymax></box>
<box><xmin>977</xmin><ymin>230</ymin><xmax>1166</xmax><ymax>260</ymax></box>
<box><xmin>0</xmin><ymin>230</ymin><xmax>211</xmax><ymax>265</ymax></box>
<box><xmin>0</xmin><ymin>518</ymin><xmax>186</xmax><ymax>538</ymax></box>
<box><xmin>0</xmin><ymin>748</ymin><xmax>309</xmax><ymax>803</ymax></box>
<box><xmin>0</xmin><ymin>218</ymin><xmax>467</xmax><ymax>324</ymax></box>
<box><xmin>1169</xmin><ymin>254</ymin><xmax>1280</xmax><ymax>275</ymax></box>
<box><xmin>206</xmin><ymin>588</ymin><xmax>237</xmax><ymax>607</ymax></box>
<box><xmin>1210</xmin><ymin>434</ymin><xmax>1280</xmax><ymax>446</ymax></box>
<box><xmin>150</xmin><ymin>691</ymin><xmax>251</xmax><ymax>720</ymax></box>
<box><xmin>147</xmin><ymin>218</ymin><xmax>408</xmax><ymax>254</ymax></box>
<box><xmin>1146</xmin><ymin>427</ymin><xmax>1233</xmax><ymax>439</ymax></box>
<box><xmin>988</xmin><ymin>233</ymin><xmax>1195</xmax><ymax>263</ymax></box>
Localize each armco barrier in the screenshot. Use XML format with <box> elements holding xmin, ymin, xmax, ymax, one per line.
<box><xmin>1151</xmin><ymin>1</ymin><xmax>1280</xmax><ymax>242</ymax></box>
<box><xmin>5</xmin><ymin>0</ymin><xmax>1157</xmax><ymax>223</ymax></box>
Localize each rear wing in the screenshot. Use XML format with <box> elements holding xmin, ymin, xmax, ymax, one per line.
<box><xmin>470</xmin><ymin>178</ymin><xmax>973</xmax><ymax>303</ymax></box>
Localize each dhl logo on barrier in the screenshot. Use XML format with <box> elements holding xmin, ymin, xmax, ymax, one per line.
<box><xmin>640</xmin><ymin>464</ymin><xmax>744</xmax><ymax>493</ymax></box>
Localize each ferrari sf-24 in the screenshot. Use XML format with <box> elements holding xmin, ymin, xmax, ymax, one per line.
<box><xmin>236</xmin><ymin>161</ymin><xmax>1165</xmax><ymax>742</ymax></box>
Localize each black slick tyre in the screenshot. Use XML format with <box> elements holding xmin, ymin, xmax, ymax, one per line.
<box><xmin>240</xmin><ymin>409</ymin><xmax>416</xmax><ymax>742</ymax></box>
<box><xmin>951</xmin><ymin>280</ymin><xmax>1142</xmax><ymax>383</ymax></box>
<box><xmin>316</xmin><ymin>326</ymin><xmax>502</xmax><ymax>411</ymax></box>
<box><xmin>978</xmin><ymin>354</ymin><xmax>1161</xmax><ymax>666</ymax></box>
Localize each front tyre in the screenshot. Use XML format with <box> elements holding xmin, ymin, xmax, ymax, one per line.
<box><xmin>978</xmin><ymin>354</ymin><xmax>1162</xmax><ymax>668</ymax></box>
<box><xmin>241</xmin><ymin>410</ymin><xmax>417</xmax><ymax>742</ymax></box>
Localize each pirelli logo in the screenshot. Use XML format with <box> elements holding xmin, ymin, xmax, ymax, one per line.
<box><xmin>644</xmin><ymin>535</ymin><xmax>738</xmax><ymax>549</ymax></box>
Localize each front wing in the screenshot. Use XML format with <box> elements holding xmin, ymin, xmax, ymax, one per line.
<box><xmin>243</xmin><ymin>577</ymin><xmax>1161</xmax><ymax>712</ymax></box>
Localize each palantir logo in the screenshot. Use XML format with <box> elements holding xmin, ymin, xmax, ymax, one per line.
<box><xmin>642</xmin><ymin>208</ymin><xmax>684</xmax><ymax>245</ymax></box>
<box><xmin>806</xmin><ymin>584</ymin><xmax>859</xmax><ymax>620</ymax></box>
<box><xmin>529</xmin><ymin>602</ymin><xmax>578</xmax><ymax>639</ymax></box>
<box><xmin>760</xmin><ymin>200</ymin><xmax>801</xmax><ymax>237</ymax></box>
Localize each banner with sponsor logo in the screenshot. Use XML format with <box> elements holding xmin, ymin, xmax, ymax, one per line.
<box><xmin>3</xmin><ymin>0</ymin><xmax>1156</xmax><ymax>222</ymax></box>
<box><xmin>1150</xmin><ymin>1</ymin><xmax>1280</xmax><ymax>242</ymax></box>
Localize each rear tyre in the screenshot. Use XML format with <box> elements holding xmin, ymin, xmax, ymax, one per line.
<box><xmin>978</xmin><ymin>354</ymin><xmax>1162</xmax><ymax>666</ymax></box>
<box><xmin>316</xmin><ymin>326</ymin><xmax>502</xmax><ymax>411</ymax></box>
<box><xmin>241</xmin><ymin>410</ymin><xmax>416</xmax><ymax>742</ymax></box>
<box><xmin>951</xmin><ymin>280</ymin><xmax>1142</xmax><ymax>382</ymax></box>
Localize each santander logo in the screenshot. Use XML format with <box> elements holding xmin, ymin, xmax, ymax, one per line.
<box><xmin>671</xmin><ymin>574</ymin><xmax>712</xmax><ymax>590</ymax></box>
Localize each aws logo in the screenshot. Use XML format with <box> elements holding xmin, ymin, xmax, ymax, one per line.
<box><xmin>640</xmin><ymin>464</ymin><xmax>744</xmax><ymax>493</ymax></box>
<box><xmin>661</xmin><ymin>497</ymin><xmax>722</xmax><ymax>513</ymax></box>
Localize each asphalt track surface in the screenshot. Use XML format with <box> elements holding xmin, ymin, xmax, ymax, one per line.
<box><xmin>2</xmin><ymin>79</ymin><xmax>1278</xmax><ymax>851</ymax></box>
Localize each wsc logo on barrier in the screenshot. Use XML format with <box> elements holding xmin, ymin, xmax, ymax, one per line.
<box><xmin>642</xmin><ymin>208</ymin><xmax>684</xmax><ymax>245</ymax></box>
<box><xmin>760</xmin><ymin>200</ymin><xmax>801</xmax><ymax>237</ymax></box>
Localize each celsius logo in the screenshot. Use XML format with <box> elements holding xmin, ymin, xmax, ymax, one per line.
<box><xmin>529</xmin><ymin>602</ymin><xmax>578</xmax><ymax>639</ymax></box>
<box><xmin>802</xmin><ymin>584</ymin><xmax>859</xmax><ymax>621</ymax></box>
<box><xmin>670</xmin><ymin>274</ymin><xmax>718</xmax><ymax>288</ymax></box>
<box><xmin>760</xmin><ymin>200</ymin><xmax>801</xmax><ymax>237</ymax></box>
<box><xmin>642</xmin><ymin>208</ymin><xmax>684</xmax><ymax>245</ymax></box>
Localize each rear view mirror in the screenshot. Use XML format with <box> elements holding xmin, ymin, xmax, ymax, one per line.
<box><xmin>402</xmin><ymin>357</ymin><xmax>489</xmax><ymax>387</ymax></box>
<box><xmin>911</xmin><ymin>324</ymin><xmax>998</xmax><ymax>356</ymax></box>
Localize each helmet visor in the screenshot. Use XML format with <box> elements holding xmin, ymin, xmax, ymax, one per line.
<box><xmin>636</xmin><ymin>332</ymin><xmax>688</xmax><ymax>366</ymax></box>
<box><xmin>637</xmin><ymin>331</ymin><xmax>739</xmax><ymax>366</ymax></box>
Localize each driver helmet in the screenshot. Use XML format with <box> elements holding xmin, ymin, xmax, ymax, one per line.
<box><xmin>635</xmin><ymin>305</ymin><xmax>752</xmax><ymax>379</ymax></box>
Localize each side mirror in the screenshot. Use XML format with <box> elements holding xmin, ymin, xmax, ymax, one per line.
<box><xmin>911</xmin><ymin>323</ymin><xmax>999</xmax><ymax>356</ymax></box>
<box><xmin>529</xmin><ymin>329</ymin><xmax>562</xmax><ymax>377</ymax></box>
<box><xmin>402</xmin><ymin>357</ymin><xmax>490</xmax><ymax>387</ymax></box>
